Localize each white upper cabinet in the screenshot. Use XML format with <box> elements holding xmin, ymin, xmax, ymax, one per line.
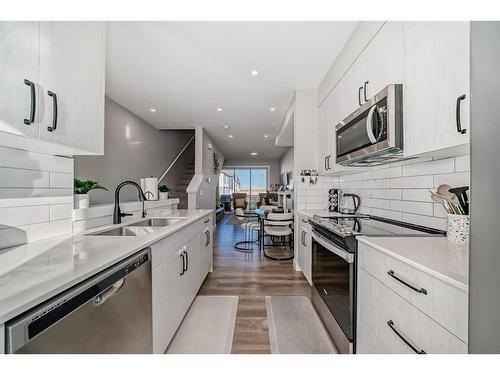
<box><xmin>0</xmin><ymin>21</ymin><xmax>104</xmax><ymax>156</ymax></box>
<box><xmin>403</xmin><ymin>22</ymin><xmax>470</xmax><ymax>157</ymax></box>
<box><xmin>39</xmin><ymin>22</ymin><xmax>105</xmax><ymax>154</ymax></box>
<box><xmin>0</xmin><ymin>22</ymin><xmax>40</xmax><ymax>139</ymax></box>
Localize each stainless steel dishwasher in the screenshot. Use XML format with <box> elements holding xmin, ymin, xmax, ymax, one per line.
<box><xmin>5</xmin><ymin>248</ymin><xmax>152</xmax><ymax>354</ymax></box>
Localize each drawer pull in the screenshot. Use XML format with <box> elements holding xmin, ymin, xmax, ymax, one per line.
<box><xmin>387</xmin><ymin>320</ymin><xmax>426</xmax><ymax>354</ymax></box>
<box><xmin>387</xmin><ymin>270</ymin><xmax>427</xmax><ymax>295</ymax></box>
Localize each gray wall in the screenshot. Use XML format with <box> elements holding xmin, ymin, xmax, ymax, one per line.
<box><xmin>223</xmin><ymin>158</ymin><xmax>281</xmax><ymax>188</ymax></box>
<box><xmin>279</xmin><ymin>147</ymin><xmax>294</xmax><ymax>177</ymax></box>
<box><xmin>75</xmin><ymin>98</ymin><xmax>194</xmax><ymax>204</ymax></box>
<box><xmin>468</xmin><ymin>21</ymin><xmax>500</xmax><ymax>353</ymax></box>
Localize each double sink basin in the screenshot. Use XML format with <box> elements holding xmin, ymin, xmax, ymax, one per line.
<box><xmin>88</xmin><ymin>217</ymin><xmax>186</xmax><ymax>237</ymax></box>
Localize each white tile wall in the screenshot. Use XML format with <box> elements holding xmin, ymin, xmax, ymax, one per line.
<box><xmin>337</xmin><ymin>156</ymin><xmax>470</xmax><ymax>231</ymax></box>
<box><xmin>297</xmin><ymin>156</ymin><xmax>470</xmax><ymax>231</ymax></box>
<box><xmin>0</xmin><ymin>146</ymin><xmax>74</xmax><ymax>249</ymax></box>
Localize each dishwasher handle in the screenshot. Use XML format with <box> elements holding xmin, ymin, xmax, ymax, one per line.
<box><xmin>5</xmin><ymin>248</ymin><xmax>151</xmax><ymax>353</ymax></box>
<box><xmin>93</xmin><ymin>278</ymin><xmax>125</xmax><ymax>306</ymax></box>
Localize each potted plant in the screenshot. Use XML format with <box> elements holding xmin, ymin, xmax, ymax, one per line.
<box><xmin>158</xmin><ymin>184</ymin><xmax>169</xmax><ymax>200</ymax></box>
<box><xmin>74</xmin><ymin>179</ymin><xmax>107</xmax><ymax>209</ymax></box>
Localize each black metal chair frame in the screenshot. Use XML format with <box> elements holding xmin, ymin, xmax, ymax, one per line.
<box><xmin>261</xmin><ymin>216</ymin><xmax>294</xmax><ymax>261</ymax></box>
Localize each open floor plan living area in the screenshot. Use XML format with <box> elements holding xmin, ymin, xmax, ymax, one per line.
<box><xmin>2</xmin><ymin>3</ymin><xmax>500</xmax><ymax>371</ymax></box>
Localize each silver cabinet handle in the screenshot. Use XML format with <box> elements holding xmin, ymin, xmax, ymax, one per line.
<box><xmin>387</xmin><ymin>320</ymin><xmax>426</xmax><ymax>354</ymax></box>
<box><xmin>204</xmin><ymin>218</ymin><xmax>209</xmax><ymax>223</ymax></box>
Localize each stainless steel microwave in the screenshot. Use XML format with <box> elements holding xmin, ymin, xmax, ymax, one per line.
<box><xmin>336</xmin><ymin>84</ymin><xmax>403</xmax><ymax>166</ymax></box>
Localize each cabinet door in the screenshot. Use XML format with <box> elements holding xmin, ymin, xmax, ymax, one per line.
<box><xmin>317</xmin><ymin>101</ymin><xmax>330</xmax><ymax>175</ymax></box>
<box><xmin>403</xmin><ymin>22</ymin><xmax>470</xmax><ymax>157</ymax></box>
<box><xmin>199</xmin><ymin>226</ymin><xmax>213</xmax><ymax>282</ymax></box>
<box><xmin>358</xmin><ymin>22</ymin><xmax>404</xmax><ymax>100</ymax></box>
<box><xmin>186</xmin><ymin>235</ymin><xmax>202</xmax><ymax>296</ymax></box>
<box><xmin>38</xmin><ymin>22</ymin><xmax>104</xmax><ymax>154</ymax></box>
<box><xmin>302</xmin><ymin>225</ymin><xmax>312</xmax><ymax>284</ymax></box>
<box><xmin>152</xmin><ymin>246</ymin><xmax>191</xmax><ymax>354</ymax></box>
<box><xmin>0</xmin><ymin>22</ymin><xmax>39</xmax><ymax>138</ymax></box>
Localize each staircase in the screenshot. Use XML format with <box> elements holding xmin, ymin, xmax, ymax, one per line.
<box><xmin>168</xmin><ymin>160</ymin><xmax>195</xmax><ymax>209</ymax></box>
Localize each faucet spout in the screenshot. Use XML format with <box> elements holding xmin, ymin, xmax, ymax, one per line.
<box><xmin>113</xmin><ymin>181</ymin><xmax>146</xmax><ymax>224</ymax></box>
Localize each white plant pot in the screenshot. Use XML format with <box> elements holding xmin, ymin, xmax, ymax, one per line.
<box><xmin>74</xmin><ymin>194</ymin><xmax>90</xmax><ymax>209</ymax></box>
<box><xmin>159</xmin><ymin>192</ymin><xmax>169</xmax><ymax>200</ymax></box>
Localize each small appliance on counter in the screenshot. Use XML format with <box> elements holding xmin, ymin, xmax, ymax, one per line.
<box><xmin>308</xmin><ymin>214</ymin><xmax>445</xmax><ymax>354</ymax></box>
<box><xmin>328</xmin><ymin>189</ymin><xmax>361</xmax><ymax>214</ymax></box>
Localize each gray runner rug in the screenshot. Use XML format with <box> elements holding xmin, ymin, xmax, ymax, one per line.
<box><xmin>166</xmin><ymin>296</ymin><xmax>238</xmax><ymax>354</ymax></box>
<box><xmin>266</xmin><ymin>296</ymin><xmax>337</xmax><ymax>354</ymax></box>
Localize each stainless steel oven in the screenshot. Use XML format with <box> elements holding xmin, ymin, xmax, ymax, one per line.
<box><xmin>311</xmin><ymin>227</ymin><xmax>355</xmax><ymax>354</ymax></box>
<box><xmin>336</xmin><ymin>84</ymin><xmax>403</xmax><ymax>167</ymax></box>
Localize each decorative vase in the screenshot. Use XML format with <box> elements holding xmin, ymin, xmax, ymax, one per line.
<box><xmin>447</xmin><ymin>214</ymin><xmax>470</xmax><ymax>243</ymax></box>
<box><xmin>159</xmin><ymin>192</ymin><xmax>169</xmax><ymax>200</ymax></box>
<box><xmin>74</xmin><ymin>194</ymin><xmax>90</xmax><ymax>209</ymax></box>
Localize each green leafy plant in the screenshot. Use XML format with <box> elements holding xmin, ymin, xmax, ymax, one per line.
<box><xmin>74</xmin><ymin>179</ymin><xmax>108</xmax><ymax>195</ymax></box>
<box><xmin>158</xmin><ymin>184</ymin><xmax>169</xmax><ymax>192</ymax></box>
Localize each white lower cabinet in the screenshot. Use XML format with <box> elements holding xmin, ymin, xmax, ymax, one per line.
<box><xmin>151</xmin><ymin>215</ymin><xmax>213</xmax><ymax>354</ymax></box>
<box><xmin>296</xmin><ymin>215</ymin><xmax>312</xmax><ymax>284</ymax></box>
<box><xmin>199</xmin><ymin>226</ymin><xmax>213</xmax><ymax>282</ymax></box>
<box><xmin>357</xmin><ymin>269</ymin><xmax>467</xmax><ymax>354</ymax></box>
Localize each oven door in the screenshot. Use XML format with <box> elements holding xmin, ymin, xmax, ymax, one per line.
<box><xmin>311</xmin><ymin>229</ymin><xmax>355</xmax><ymax>354</ymax></box>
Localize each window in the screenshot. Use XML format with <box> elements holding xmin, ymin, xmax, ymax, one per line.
<box><xmin>219</xmin><ymin>167</ymin><xmax>269</xmax><ymax>209</ymax></box>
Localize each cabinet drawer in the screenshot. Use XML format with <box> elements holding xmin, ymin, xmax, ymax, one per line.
<box><xmin>358</xmin><ymin>242</ymin><xmax>468</xmax><ymax>342</ymax></box>
<box><xmin>357</xmin><ymin>269</ymin><xmax>467</xmax><ymax>354</ymax></box>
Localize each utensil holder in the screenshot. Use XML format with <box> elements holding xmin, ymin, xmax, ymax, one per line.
<box><xmin>447</xmin><ymin>214</ymin><xmax>470</xmax><ymax>243</ymax></box>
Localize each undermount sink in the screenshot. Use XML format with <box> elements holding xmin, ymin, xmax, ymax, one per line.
<box><xmin>128</xmin><ymin>217</ymin><xmax>186</xmax><ymax>227</ymax></box>
<box><xmin>89</xmin><ymin>226</ymin><xmax>158</xmax><ymax>237</ymax></box>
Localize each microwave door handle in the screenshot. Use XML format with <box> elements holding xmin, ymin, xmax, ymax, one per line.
<box><xmin>365</xmin><ymin>105</ymin><xmax>378</xmax><ymax>143</ymax></box>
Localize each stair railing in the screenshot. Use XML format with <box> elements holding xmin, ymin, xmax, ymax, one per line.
<box><xmin>157</xmin><ymin>135</ymin><xmax>195</xmax><ymax>183</ymax></box>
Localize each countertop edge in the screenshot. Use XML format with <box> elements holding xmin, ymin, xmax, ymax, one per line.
<box><xmin>357</xmin><ymin>236</ymin><xmax>468</xmax><ymax>293</ymax></box>
<box><xmin>0</xmin><ymin>209</ymin><xmax>213</xmax><ymax>324</ymax></box>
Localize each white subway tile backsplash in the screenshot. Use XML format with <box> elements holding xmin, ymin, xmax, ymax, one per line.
<box><xmin>390</xmin><ymin>200</ymin><xmax>434</xmax><ymax>216</ymax></box>
<box><xmin>402</xmin><ymin>213</ymin><xmax>447</xmax><ymax>231</ymax></box>
<box><xmin>401</xmin><ymin>189</ymin><xmax>434</xmax><ymax>202</ymax></box>
<box><xmin>391</xmin><ymin>175</ymin><xmax>434</xmax><ymax>188</ymax></box>
<box><xmin>50</xmin><ymin>172</ymin><xmax>73</xmax><ymax>188</ymax></box>
<box><xmin>371</xmin><ymin>165</ymin><xmax>402</xmax><ymax>180</ymax></box>
<box><xmin>372</xmin><ymin>189</ymin><xmax>402</xmax><ymax>200</ymax></box>
<box><xmin>0</xmin><ymin>147</ymin><xmax>74</xmax><ymax>249</ymax></box>
<box><xmin>301</xmin><ymin>156</ymin><xmax>469</xmax><ymax>230</ymax></box>
<box><xmin>0</xmin><ymin>167</ymin><xmax>50</xmax><ymax>188</ymax></box>
<box><xmin>0</xmin><ymin>206</ymin><xmax>50</xmax><ymax>227</ymax></box>
<box><xmin>454</xmin><ymin>155</ymin><xmax>470</xmax><ymax>172</ymax></box>
<box><xmin>402</xmin><ymin>158</ymin><xmax>454</xmax><ymax>177</ymax></box>
<box><xmin>371</xmin><ymin>179</ymin><xmax>391</xmax><ymax>189</ymax></box>
<box><xmin>50</xmin><ymin>204</ymin><xmax>74</xmax><ymax>221</ymax></box>
<box><xmin>434</xmin><ymin>172</ymin><xmax>469</xmax><ymax>188</ymax></box>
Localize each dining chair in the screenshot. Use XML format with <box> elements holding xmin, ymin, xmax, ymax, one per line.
<box><xmin>262</xmin><ymin>212</ymin><xmax>294</xmax><ymax>261</ymax></box>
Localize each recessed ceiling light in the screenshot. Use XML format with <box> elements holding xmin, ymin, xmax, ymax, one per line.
<box><xmin>250</xmin><ymin>152</ymin><xmax>258</xmax><ymax>156</ymax></box>
<box><xmin>228</xmin><ymin>134</ymin><xmax>233</xmax><ymax>138</ymax></box>
<box><xmin>217</xmin><ymin>108</ymin><xmax>223</xmax><ymax>112</ymax></box>
<box><xmin>270</xmin><ymin>107</ymin><xmax>276</xmax><ymax>112</ymax></box>
<box><xmin>250</xmin><ymin>70</ymin><xmax>258</xmax><ymax>76</ymax></box>
<box><xmin>224</xmin><ymin>125</ymin><xmax>230</xmax><ymax>129</ymax></box>
<box><xmin>264</xmin><ymin>135</ymin><xmax>269</xmax><ymax>138</ymax></box>
<box><xmin>150</xmin><ymin>108</ymin><xmax>156</xmax><ymax>112</ymax></box>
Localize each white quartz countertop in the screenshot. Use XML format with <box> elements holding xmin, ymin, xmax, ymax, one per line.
<box><xmin>0</xmin><ymin>209</ymin><xmax>212</xmax><ymax>324</ymax></box>
<box><xmin>357</xmin><ymin>236</ymin><xmax>469</xmax><ymax>291</ymax></box>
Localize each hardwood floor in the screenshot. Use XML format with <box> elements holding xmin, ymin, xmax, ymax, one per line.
<box><xmin>198</xmin><ymin>214</ymin><xmax>311</xmax><ymax>354</ymax></box>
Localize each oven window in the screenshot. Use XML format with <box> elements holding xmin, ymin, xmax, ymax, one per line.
<box><xmin>312</xmin><ymin>238</ymin><xmax>353</xmax><ymax>340</ymax></box>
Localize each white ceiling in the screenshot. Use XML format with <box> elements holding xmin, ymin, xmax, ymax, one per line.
<box><xmin>105</xmin><ymin>21</ymin><xmax>357</xmax><ymax>160</ymax></box>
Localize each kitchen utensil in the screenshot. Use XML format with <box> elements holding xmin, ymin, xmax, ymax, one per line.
<box><xmin>429</xmin><ymin>189</ymin><xmax>462</xmax><ymax>214</ymax></box>
<box><xmin>449</xmin><ymin>186</ymin><xmax>469</xmax><ymax>215</ymax></box>
<box><xmin>437</xmin><ymin>184</ymin><xmax>464</xmax><ymax>214</ymax></box>
<box><xmin>429</xmin><ymin>190</ymin><xmax>453</xmax><ymax>214</ymax></box>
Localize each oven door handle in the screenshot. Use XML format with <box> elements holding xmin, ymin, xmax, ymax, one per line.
<box><xmin>312</xmin><ymin>230</ymin><xmax>354</xmax><ymax>263</ymax></box>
